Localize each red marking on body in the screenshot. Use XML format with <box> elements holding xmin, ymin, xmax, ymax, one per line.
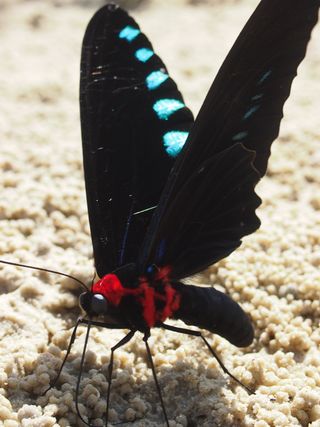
<box><xmin>155</xmin><ymin>265</ymin><xmax>171</xmax><ymax>281</ymax></box>
<box><xmin>92</xmin><ymin>274</ymin><xmax>125</xmax><ymax>305</ymax></box>
<box><xmin>138</xmin><ymin>280</ymin><xmax>156</xmax><ymax>327</ymax></box>
<box><xmin>92</xmin><ymin>267</ymin><xmax>181</xmax><ymax>327</ymax></box>
<box><xmin>161</xmin><ymin>285</ymin><xmax>180</xmax><ymax>321</ymax></box>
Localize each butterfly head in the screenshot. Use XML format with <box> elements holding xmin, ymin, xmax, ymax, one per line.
<box><xmin>80</xmin><ymin>273</ymin><xmax>125</xmax><ymax>316</ymax></box>
<box><xmin>79</xmin><ymin>290</ymin><xmax>109</xmax><ymax>316</ymax></box>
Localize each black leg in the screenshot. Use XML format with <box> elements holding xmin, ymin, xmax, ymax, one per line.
<box><xmin>75</xmin><ymin>320</ymin><xmax>93</xmax><ymax>426</ymax></box>
<box><xmin>106</xmin><ymin>330</ymin><xmax>136</xmax><ymax>426</ymax></box>
<box><xmin>42</xmin><ymin>317</ymin><xmax>126</xmax><ymax>397</ymax></box>
<box><xmin>42</xmin><ymin>316</ymin><xmax>133</xmax><ymax>426</ymax></box>
<box><xmin>42</xmin><ymin>317</ymin><xmax>84</xmax><ymax>396</ymax></box>
<box><xmin>80</xmin><ymin>318</ymin><xmax>129</xmax><ymax>330</ymax></box>
<box><xmin>162</xmin><ymin>323</ymin><xmax>254</xmax><ymax>395</ymax></box>
<box><xmin>143</xmin><ymin>331</ymin><xmax>170</xmax><ymax>427</ymax></box>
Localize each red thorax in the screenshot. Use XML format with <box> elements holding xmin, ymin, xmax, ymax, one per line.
<box><xmin>91</xmin><ymin>266</ymin><xmax>180</xmax><ymax>327</ymax></box>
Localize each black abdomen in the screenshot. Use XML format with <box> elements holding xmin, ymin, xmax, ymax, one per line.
<box><xmin>171</xmin><ymin>282</ymin><xmax>253</xmax><ymax>347</ymax></box>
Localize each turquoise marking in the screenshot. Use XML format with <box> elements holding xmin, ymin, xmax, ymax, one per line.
<box><xmin>119</xmin><ymin>26</ymin><xmax>140</xmax><ymax>42</ymax></box>
<box><xmin>251</xmin><ymin>94</ymin><xmax>263</xmax><ymax>101</ymax></box>
<box><xmin>258</xmin><ymin>70</ymin><xmax>272</xmax><ymax>84</ymax></box>
<box><xmin>135</xmin><ymin>48</ymin><xmax>154</xmax><ymax>62</ymax></box>
<box><xmin>232</xmin><ymin>131</ymin><xmax>248</xmax><ymax>141</ymax></box>
<box><xmin>163</xmin><ymin>131</ymin><xmax>189</xmax><ymax>157</ymax></box>
<box><xmin>146</xmin><ymin>71</ymin><xmax>169</xmax><ymax>90</ymax></box>
<box><xmin>243</xmin><ymin>105</ymin><xmax>260</xmax><ymax>120</ymax></box>
<box><xmin>153</xmin><ymin>99</ymin><xmax>184</xmax><ymax>120</ymax></box>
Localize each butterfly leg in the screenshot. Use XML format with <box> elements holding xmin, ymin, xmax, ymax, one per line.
<box><xmin>162</xmin><ymin>323</ymin><xmax>254</xmax><ymax>395</ymax></box>
<box><xmin>105</xmin><ymin>330</ymin><xmax>136</xmax><ymax>426</ymax></box>
<box><xmin>43</xmin><ymin>317</ymin><xmax>126</xmax><ymax>396</ymax></box>
<box><xmin>42</xmin><ymin>317</ymin><xmax>84</xmax><ymax>395</ymax></box>
<box><xmin>75</xmin><ymin>319</ymin><xmax>93</xmax><ymax>426</ymax></box>
<box><xmin>42</xmin><ymin>317</ymin><xmax>135</xmax><ymax>426</ymax></box>
<box><xmin>143</xmin><ymin>331</ymin><xmax>170</xmax><ymax>427</ymax></box>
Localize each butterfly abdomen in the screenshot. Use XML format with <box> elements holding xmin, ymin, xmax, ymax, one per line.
<box><xmin>171</xmin><ymin>282</ymin><xmax>254</xmax><ymax>347</ymax></box>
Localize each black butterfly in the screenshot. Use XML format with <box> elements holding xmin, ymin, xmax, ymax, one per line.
<box><xmin>1</xmin><ymin>1</ymin><xmax>317</xmax><ymax>426</ymax></box>
<box><xmin>75</xmin><ymin>1</ymin><xmax>320</xmax><ymax>425</ymax></box>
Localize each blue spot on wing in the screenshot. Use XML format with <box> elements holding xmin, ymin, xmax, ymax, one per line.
<box><xmin>232</xmin><ymin>131</ymin><xmax>248</xmax><ymax>141</ymax></box>
<box><xmin>146</xmin><ymin>70</ymin><xmax>169</xmax><ymax>90</ymax></box>
<box><xmin>243</xmin><ymin>105</ymin><xmax>260</xmax><ymax>120</ymax></box>
<box><xmin>119</xmin><ymin>26</ymin><xmax>140</xmax><ymax>42</ymax></box>
<box><xmin>153</xmin><ymin>99</ymin><xmax>185</xmax><ymax>120</ymax></box>
<box><xmin>135</xmin><ymin>48</ymin><xmax>154</xmax><ymax>62</ymax></box>
<box><xmin>163</xmin><ymin>131</ymin><xmax>189</xmax><ymax>157</ymax></box>
<box><xmin>118</xmin><ymin>26</ymin><xmax>191</xmax><ymax>161</ymax></box>
<box><xmin>258</xmin><ymin>70</ymin><xmax>272</xmax><ymax>85</ymax></box>
<box><xmin>251</xmin><ymin>94</ymin><xmax>263</xmax><ymax>101</ymax></box>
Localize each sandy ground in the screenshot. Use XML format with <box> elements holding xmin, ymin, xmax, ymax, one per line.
<box><xmin>0</xmin><ymin>0</ymin><xmax>319</xmax><ymax>426</ymax></box>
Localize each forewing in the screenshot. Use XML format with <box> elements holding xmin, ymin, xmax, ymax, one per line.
<box><xmin>140</xmin><ymin>0</ymin><xmax>319</xmax><ymax>278</ymax></box>
<box><xmin>80</xmin><ymin>4</ymin><xmax>193</xmax><ymax>277</ymax></box>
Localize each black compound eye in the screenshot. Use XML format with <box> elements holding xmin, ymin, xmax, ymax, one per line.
<box><xmin>91</xmin><ymin>294</ymin><xmax>108</xmax><ymax>314</ymax></box>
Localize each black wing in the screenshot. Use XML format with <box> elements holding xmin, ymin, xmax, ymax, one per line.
<box><xmin>80</xmin><ymin>4</ymin><xmax>193</xmax><ymax>277</ymax></box>
<box><xmin>140</xmin><ymin>0</ymin><xmax>319</xmax><ymax>279</ymax></box>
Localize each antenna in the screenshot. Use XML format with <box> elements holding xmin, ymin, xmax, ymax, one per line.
<box><xmin>0</xmin><ymin>259</ymin><xmax>89</xmax><ymax>291</ymax></box>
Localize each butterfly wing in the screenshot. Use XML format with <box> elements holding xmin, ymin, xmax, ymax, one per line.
<box><xmin>140</xmin><ymin>0</ymin><xmax>319</xmax><ymax>279</ymax></box>
<box><xmin>80</xmin><ymin>4</ymin><xmax>193</xmax><ymax>277</ymax></box>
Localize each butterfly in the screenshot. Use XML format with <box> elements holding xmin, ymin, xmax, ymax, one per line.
<box><xmin>1</xmin><ymin>1</ymin><xmax>317</xmax><ymax>426</ymax></box>
<box><xmin>75</xmin><ymin>1</ymin><xmax>320</xmax><ymax>425</ymax></box>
